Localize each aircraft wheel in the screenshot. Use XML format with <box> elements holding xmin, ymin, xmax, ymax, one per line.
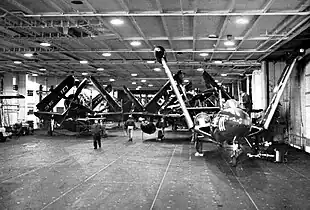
<box><xmin>195</xmin><ymin>140</ymin><xmax>203</xmax><ymax>153</ymax></box>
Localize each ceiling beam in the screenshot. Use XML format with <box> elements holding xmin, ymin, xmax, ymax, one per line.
<box><xmin>258</xmin><ymin>16</ymin><xmax>310</xmax><ymax>61</ymax></box>
<box><xmin>155</xmin><ymin>0</ymin><xmax>178</xmax><ymax>61</ymax></box>
<box><xmin>0</xmin><ymin>60</ymin><xmax>261</xmax><ymax>66</ymax></box>
<box><xmin>0</xmin><ymin>48</ymin><xmax>270</xmax><ymax>53</ymax></box>
<box><xmin>192</xmin><ymin>2</ymin><xmax>198</xmax><ymax>61</ymax></box>
<box><xmin>4</xmin><ymin>0</ymin><xmax>33</xmax><ymax>14</ymax></box>
<box><xmin>17</xmin><ymin>10</ymin><xmax>310</xmax><ymax>17</ymax></box>
<box><xmin>208</xmin><ymin>0</ymin><xmax>235</xmax><ymax>62</ymax></box>
<box><xmin>227</xmin><ymin>0</ymin><xmax>276</xmax><ymax>60</ymax></box>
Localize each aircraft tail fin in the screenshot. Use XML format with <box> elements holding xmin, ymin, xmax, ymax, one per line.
<box><xmin>202</xmin><ymin>71</ymin><xmax>232</xmax><ymax>100</ymax></box>
<box><xmin>36</xmin><ymin>76</ymin><xmax>75</xmax><ymax>112</ymax></box>
<box><xmin>145</xmin><ymin>70</ymin><xmax>184</xmax><ymax>113</ymax></box>
<box><xmin>90</xmin><ymin>76</ymin><xmax>122</xmax><ymax>112</ymax></box>
<box><xmin>122</xmin><ymin>86</ymin><xmax>144</xmax><ymax>112</ymax></box>
<box><xmin>259</xmin><ymin>57</ymin><xmax>299</xmax><ymax>129</ymax></box>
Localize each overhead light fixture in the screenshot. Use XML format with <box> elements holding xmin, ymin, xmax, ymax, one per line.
<box><xmin>80</xmin><ymin>60</ymin><xmax>88</xmax><ymax>64</ymax></box>
<box><xmin>13</xmin><ymin>61</ymin><xmax>22</xmax><ymax>64</ymax></box>
<box><xmin>130</xmin><ymin>41</ymin><xmax>141</xmax><ymax>46</ymax></box>
<box><xmin>236</xmin><ymin>17</ymin><xmax>249</xmax><ymax>25</ymax></box>
<box><xmin>132</xmin><ymin>82</ymin><xmax>137</xmax><ymax>84</ymax></box>
<box><xmin>32</xmin><ymin>73</ymin><xmax>38</xmax><ymax>77</ymax></box>
<box><xmin>39</xmin><ymin>68</ymin><xmax>46</xmax><ymax>71</ymax></box>
<box><xmin>82</xmin><ymin>72</ymin><xmax>88</xmax><ymax>76</ymax></box>
<box><xmin>109</xmin><ymin>78</ymin><xmax>115</xmax><ymax>82</ymax></box>
<box><xmin>102</xmin><ymin>52</ymin><xmax>111</xmax><ymax>57</ymax></box>
<box><xmin>197</xmin><ymin>68</ymin><xmax>204</xmax><ymax>72</ymax></box>
<box><xmin>214</xmin><ymin>60</ymin><xmax>223</xmax><ymax>64</ymax></box>
<box><xmin>184</xmin><ymin>79</ymin><xmax>189</xmax><ymax>83</ymax></box>
<box><xmin>71</xmin><ymin>0</ymin><xmax>83</xmax><ymax>4</ymax></box>
<box><xmin>24</xmin><ymin>53</ymin><xmax>33</xmax><ymax>57</ymax></box>
<box><xmin>137</xmin><ymin>86</ymin><xmax>142</xmax><ymax>88</ymax></box>
<box><xmin>97</xmin><ymin>68</ymin><xmax>104</xmax><ymax>71</ymax></box>
<box><xmin>141</xmin><ymin>79</ymin><xmax>146</xmax><ymax>83</ymax></box>
<box><xmin>147</xmin><ymin>60</ymin><xmax>156</xmax><ymax>64</ymax></box>
<box><xmin>40</xmin><ymin>42</ymin><xmax>51</xmax><ymax>47</ymax></box>
<box><xmin>299</xmin><ymin>48</ymin><xmax>305</xmax><ymax>53</ymax></box>
<box><xmin>218</xmin><ymin>82</ymin><xmax>222</xmax><ymax>85</ymax></box>
<box><xmin>199</xmin><ymin>53</ymin><xmax>209</xmax><ymax>57</ymax></box>
<box><xmin>224</xmin><ymin>34</ymin><xmax>235</xmax><ymax>46</ymax></box>
<box><xmin>148</xmin><ymin>84</ymin><xmax>153</xmax><ymax>87</ymax></box>
<box><xmin>221</xmin><ymin>73</ymin><xmax>227</xmax><ymax>76</ymax></box>
<box><xmin>131</xmin><ymin>73</ymin><xmax>138</xmax><ymax>76</ymax></box>
<box><xmin>154</xmin><ymin>68</ymin><xmax>161</xmax><ymax>71</ymax></box>
<box><xmin>208</xmin><ymin>34</ymin><xmax>218</xmax><ymax>38</ymax></box>
<box><xmin>224</xmin><ymin>40</ymin><xmax>235</xmax><ymax>46</ymax></box>
<box><xmin>215</xmin><ymin>80</ymin><xmax>219</xmax><ymax>82</ymax></box>
<box><xmin>110</xmin><ymin>18</ymin><xmax>124</xmax><ymax>25</ymax></box>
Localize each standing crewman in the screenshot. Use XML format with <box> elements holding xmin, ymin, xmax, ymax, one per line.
<box><xmin>240</xmin><ymin>90</ymin><xmax>252</xmax><ymax>116</ymax></box>
<box><xmin>91</xmin><ymin>120</ymin><xmax>102</xmax><ymax>149</ymax></box>
<box><xmin>156</xmin><ymin>118</ymin><xmax>166</xmax><ymax>141</ymax></box>
<box><xmin>124</xmin><ymin>115</ymin><xmax>136</xmax><ymax>142</ymax></box>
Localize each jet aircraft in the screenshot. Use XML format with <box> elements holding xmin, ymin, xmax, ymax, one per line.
<box><xmin>153</xmin><ymin>45</ymin><xmax>303</xmax><ymax>166</ymax></box>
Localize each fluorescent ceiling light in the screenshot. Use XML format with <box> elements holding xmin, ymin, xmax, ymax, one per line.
<box><xmin>110</xmin><ymin>18</ymin><xmax>124</xmax><ymax>25</ymax></box>
<box><xmin>236</xmin><ymin>17</ymin><xmax>249</xmax><ymax>25</ymax></box>
<box><xmin>80</xmin><ymin>60</ymin><xmax>88</xmax><ymax>64</ymax></box>
<box><xmin>130</xmin><ymin>41</ymin><xmax>141</xmax><ymax>46</ymax></box>
<box><xmin>224</xmin><ymin>40</ymin><xmax>235</xmax><ymax>46</ymax></box>
<box><xmin>109</xmin><ymin>78</ymin><xmax>115</xmax><ymax>82</ymax></box>
<box><xmin>13</xmin><ymin>61</ymin><xmax>22</xmax><ymax>64</ymax></box>
<box><xmin>184</xmin><ymin>79</ymin><xmax>189</xmax><ymax>83</ymax></box>
<box><xmin>24</xmin><ymin>53</ymin><xmax>33</xmax><ymax>57</ymax></box>
<box><xmin>208</xmin><ymin>34</ymin><xmax>218</xmax><ymax>38</ymax></box>
<box><xmin>221</xmin><ymin>73</ymin><xmax>227</xmax><ymax>76</ymax></box>
<box><xmin>131</xmin><ymin>73</ymin><xmax>138</xmax><ymax>76</ymax></box>
<box><xmin>148</xmin><ymin>84</ymin><xmax>153</xmax><ymax>87</ymax></box>
<box><xmin>97</xmin><ymin>68</ymin><xmax>104</xmax><ymax>71</ymax></box>
<box><xmin>199</xmin><ymin>53</ymin><xmax>209</xmax><ymax>57</ymax></box>
<box><xmin>147</xmin><ymin>60</ymin><xmax>156</xmax><ymax>64</ymax></box>
<box><xmin>39</xmin><ymin>68</ymin><xmax>46</xmax><ymax>71</ymax></box>
<box><xmin>214</xmin><ymin>60</ymin><xmax>223</xmax><ymax>64</ymax></box>
<box><xmin>154</xmin><ymin>68</ymin><xmax>161</xmax><ymax>71</ymax></box>
<box><xmin>102</xmin><ymin>52</ymin><xmax>111</xmax><ymax>57</ymax></box>
<box><xmin>132</xmin><ymin>82</ymin><xmax>137</xmax><ymax>84</ymax></box>
<box><xmin>137</xmin><ymin>86</ymin><xmax>142</xmax><ymax>88</ymax></box>
<box><xmin>40</xmin><ymin>42</ymin><xmax>51</xmax><ymax>47</ymax></box>
<box><xmin>141</xmin><ymin>79</ymin><xmax>146</xmax><ymax>83</ymax></box>
<box><xmin>32</xmin><ymin>73</ymin><xmax>38</xmax><ymax>77</ymax></box>
<box><xmin>215</xmin><ymin>80</ymin><xmax>219</xmax><ymax>82</ymax></box>
<box><xmin>197</xmin><ymin>68</ymin><xmax>204</xmax><ymax>72</ymax></box>
<box><xmin>82</xmin><ymin>72</ymin><xmax>88</xmax><ymax>76</ymax></box>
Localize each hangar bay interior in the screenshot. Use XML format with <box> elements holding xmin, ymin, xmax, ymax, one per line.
<box><xmin>0</xmin><ymin>0</ymin><xmax>310</xmax><ymax>209</ymax></box>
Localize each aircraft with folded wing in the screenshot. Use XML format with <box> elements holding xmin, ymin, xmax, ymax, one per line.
<box><xmin>153</xmin><ymin>45</ymin><xmax>304</xmax><ymax>166</ymax></box>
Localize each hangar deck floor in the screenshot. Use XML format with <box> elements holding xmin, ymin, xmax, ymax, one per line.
<box><xmin>0</xmin><ymin>129</ymin><xmax>309</xmax><ymax>210</ymax></box>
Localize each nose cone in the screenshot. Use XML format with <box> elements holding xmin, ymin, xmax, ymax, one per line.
<box><xmin>154</xmin><ymin>46</ymin><xmax>166</xmax><ymax>64</ymax></box>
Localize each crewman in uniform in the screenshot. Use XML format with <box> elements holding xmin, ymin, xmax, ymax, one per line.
<box><xmin>240</xmin><ymin>90</ymin><xmax>252</xmax><ymax>115</ymax></box>
<box><xmin>91</xmin><ymin>120</ymin><xmax>102</xmax><ymax>149</ymax></box>
<box><xmin>124</xmin><ymin>115</ymin><xmax>136</xmax><ymax>142</ymax></box>
<box><xmin>156</xmin><ymin>118</ymin><xmax>166</xmax><ymax>141</ymax></box>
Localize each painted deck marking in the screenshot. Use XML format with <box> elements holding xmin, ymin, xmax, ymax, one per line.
<box><xmin>285</xmin><ymin>164</ymin><xmax>310</xmax><ymax>181</ymax></box>
<box><xmin>150</xmin><ymin>145</ymin><xmax>177</xmax><ymax>210</ymax></box>
<box><xmin>1</xmin><ymin>151</ymin><xmax>81</xmax><ymax>183</ymax></box>
<box><xmin>222</xmin><ymin>157</ymin><xmax>259</xmax><ymax>210</ymax></box>
<box><xmin>40</xmin><ymin>142</ymin><xmax>143</xmax><ymax>210</ymax></box>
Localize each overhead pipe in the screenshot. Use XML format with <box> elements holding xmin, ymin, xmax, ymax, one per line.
<box><xmin>17</xmin><ymin>10</ymin><xmax>310</xmax><ymax>17</ymax></box>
